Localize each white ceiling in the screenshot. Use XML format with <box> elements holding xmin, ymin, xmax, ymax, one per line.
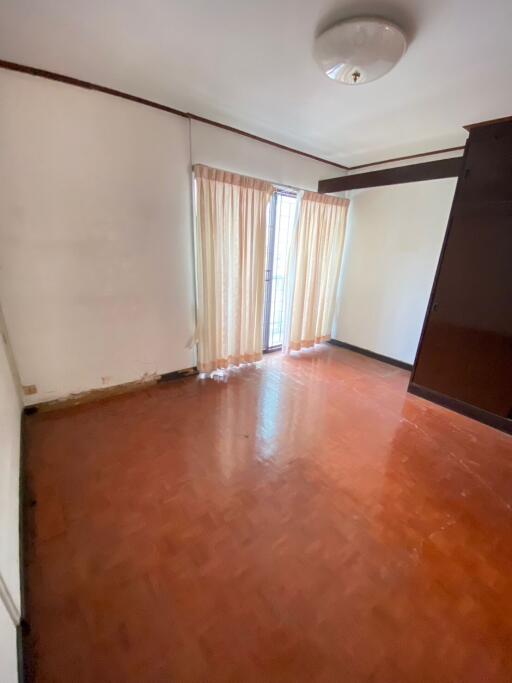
<box><xmin>0</xmin><ymin>0</ymin><xmax>511</xmax><ymax>166</ymax></box>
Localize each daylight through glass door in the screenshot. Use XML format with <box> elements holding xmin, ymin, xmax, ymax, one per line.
<box><xmin>263</xmin><ymin>190</ymin><xmax>298</xmax><ymax>351</ymax></box>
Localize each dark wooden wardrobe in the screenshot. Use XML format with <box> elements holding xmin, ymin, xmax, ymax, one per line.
<box><xmin>409</xmin><ymin>117</ymin><xmax>512</xmax><ymax>433</ymax></box>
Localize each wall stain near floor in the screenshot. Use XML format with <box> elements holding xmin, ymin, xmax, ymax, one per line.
<box><xmin>28</xmin><ymin>372</ymin><xmax>159</xmax><ymax>412</ymax></box>
<box><xmin>22</xmin><ymin>384</ymin><xmax>37</xmax><ymax>396</ymax></box>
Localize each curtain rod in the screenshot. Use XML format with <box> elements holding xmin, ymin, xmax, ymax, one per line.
<box><xmin>273</xmin><ymin>183</ymin><xmax>303</xmax><ymax>195</ymax></box>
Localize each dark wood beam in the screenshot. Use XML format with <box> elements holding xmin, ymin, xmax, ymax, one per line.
<box><xmin>464</xmin><ymin>115</ymin><xmax>512</xmax><ymax>131</ymax></box>
<box><xmin>318</xmin><ymin>157</ymin><xmax>464</xmax><ymax>194</ymax></box>
<box><xmin>349</xmin><ymin>145</ymin><xmax>465</xmax><ymax>170</ymax></box>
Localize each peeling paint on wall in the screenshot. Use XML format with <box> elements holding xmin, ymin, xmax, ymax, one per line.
<box><xmin>32</xmin><ymin>372</ymin><xmax>161</xmax><ymax>412</ymax></box>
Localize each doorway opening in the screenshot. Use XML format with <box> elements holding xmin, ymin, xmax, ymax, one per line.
<box><xmin>263</xmin><ymin>190</ymin><xmax>298</xmax><ymax>352</ymax></box>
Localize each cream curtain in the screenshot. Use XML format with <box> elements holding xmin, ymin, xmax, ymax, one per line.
<box><xmin>194</xmin><ymin>164</ymin><xmax>273</xmax><ymax>373</ymax></box>
<box><xmin>284</xmin><ymin>192</ymin><xmax>349</xmax><ymax>351</ymax></box>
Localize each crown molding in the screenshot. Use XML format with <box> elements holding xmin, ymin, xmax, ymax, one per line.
<box><xmin>0</xmin><ymin>59</ymin><xmax>466</xmax><ymax>172</ymax></box>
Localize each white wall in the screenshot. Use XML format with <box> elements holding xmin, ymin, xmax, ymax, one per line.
<box><xmin>333</xmin><ymin>178</ymin><xmax>457</xmax><ymax>365</ymax></box>
<box><xmin>0</xmin><ymin>69</ymin><xmax>342</xmax><ymax>405</ymax></box>
<box><xmin>0</xmin><ymin>70</ymin><xmax>195</xmax><ymax>404</ymax></box>
<box><xmin>190</xmin><ymin>120</ymin><xmax>344</xmax><ymax>191</ymax></box>
<box><xmin>0</xmin><ymin>305</ymin><xmax>22</xmax><ymax>619</ymax></box>
<box><xmin>0</xmin><ymin>600</ymin><xmax>18</xmax><ymax>683</ymax></box>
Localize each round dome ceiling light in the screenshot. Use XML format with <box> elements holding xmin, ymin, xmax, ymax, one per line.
<box><xmin>314</xmin><ymin>17</ymin><xmax>407</xmax><ymax>85</ymax></box>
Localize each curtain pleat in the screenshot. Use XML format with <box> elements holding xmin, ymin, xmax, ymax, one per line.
<box><xmin>194</xmin><ymin>165</ymin><xmax>273</xmax><ymax>373</ymax></box>
<box><xmin>285</xmin><ymin>192</ymin><xmax>349</xmax><ymax>351</ymax></box>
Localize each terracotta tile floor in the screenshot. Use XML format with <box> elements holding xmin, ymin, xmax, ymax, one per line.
<box><xmin>23</xmin><ymin>344</ymin><xmax>512</xmax><ymax>682</ymax></box>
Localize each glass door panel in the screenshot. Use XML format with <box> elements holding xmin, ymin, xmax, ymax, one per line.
<box><xmin>263</xmin><ymin>191</ymin><xmax>298</xmax><ymax>351</ymax></box>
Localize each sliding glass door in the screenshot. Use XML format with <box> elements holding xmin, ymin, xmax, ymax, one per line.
<box><xmin>263</xmin><ymin>190</ymin><xmax>298</xmax><ymax>351</ymax></box>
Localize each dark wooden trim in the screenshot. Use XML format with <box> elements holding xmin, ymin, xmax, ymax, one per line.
<box><xmin>0</xmin><ymin>59</ymin><xmax>348</xmax><ymax>171</ymax></box>
<box><xmin>329</xmin><ymin>339</ymin><xmax>413</xmax><ymax>371</ymax></box>
<box><xmin>0</xmin><ymin>59</ymin><xmax>189</xmax><ymax>119</ymax></box>
<box><xmin>187</xmin><ymin>113</ymin><xmax>348</xmax><ymax>169</ymax></box>
<box><xmin>17</xmin><ymin>623</ymin><xmax>24</xmax><ymax>683</ymax></box>
<box><xmin>349</xmin><ymin>146</ymin><xmax>465</xmax><ymax>171</ymax></box>
<box><xmin>0</xmin><ymin>58</ymin><xmax>471</xmax><ymax>173</ymax></box>
<box><xmin>408</xmin><ymin>383</ymin><xmax>512</xmax><ymax>435</ymax></box>
<box><xmin>318</xmin><ymin>157</ymin><xmax>464</xmax><ymax>194</ymax></box>
<box><xmin>158</xmin><ymin>367</ymin><xmax>198</xmax><ymax>382</ymax></box>
<box><xmin>464</xmin><ymin>115</ymin><xmax>512</xmax><ymax>131</ymax></box>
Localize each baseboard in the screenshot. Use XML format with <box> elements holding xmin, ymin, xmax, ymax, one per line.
<box><xmin>329</xmin><ymin>339</ymin><xmax>413</xmax><ymax>371</ymax></box>
<box><xmin>158</xmin><ymin>366</ymin><xmax>198</xmax><ymax>382</ymax></box>
<box><xmin>23</xmin><ymin>366</ymin><xmax>198</xmax><ymax>414</ymax></box>
<box><xmin>408</xmin><ymin>382</ymin><xmax>512</xmax><ymax>435</ymax></box>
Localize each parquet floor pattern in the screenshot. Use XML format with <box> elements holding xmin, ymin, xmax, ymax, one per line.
<box><xmin>23</xmin><ymin>345</ymin><xmax>512</xmax><ymax>682</ymax></box>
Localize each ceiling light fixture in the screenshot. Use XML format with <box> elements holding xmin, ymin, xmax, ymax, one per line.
<box><xmin>314</xmin><ymin>17</ymin><xmax>407</xmax><ymax>85</ymax></box>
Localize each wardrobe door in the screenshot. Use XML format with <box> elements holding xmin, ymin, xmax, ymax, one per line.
<box><xmin>411</xmin><ymin>119</ymin><xmax>512</xmax><ymax>425</ymax></box>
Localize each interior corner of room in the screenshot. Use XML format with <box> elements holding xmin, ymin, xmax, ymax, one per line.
<box><xmin>0</xmin><ymin>64</ymin><xmax>461</xmax><ymax>404</ymax></box>
<box><xmin>0</xmin><ymin>2</ymin><xmax>511</xmax><ymax>681</ymax></box>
